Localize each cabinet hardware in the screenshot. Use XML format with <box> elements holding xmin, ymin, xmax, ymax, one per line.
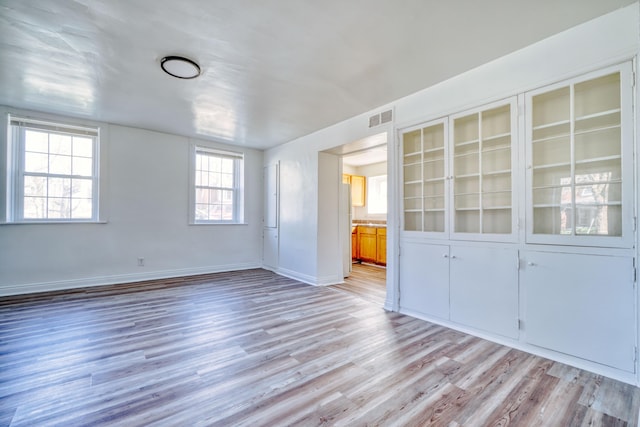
<box><xmin>450</xmin><ymin>255</ymin><xmax>456</xmax><ymax>259</ymax></box>
<box><xmin>443</xmin><ymin>254</ymin><xmax>448</xmax><ymax>258</ymax></box>
<box><xmin>527</xmin><ymin>262</ymin><xmax>535</xmax><ymax>267</ymax></box>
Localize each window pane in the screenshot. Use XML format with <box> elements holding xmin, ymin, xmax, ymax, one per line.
<box><xmin>222</xmin><ymin>204</ymin><xmax>233</xmax><ymax>220</ymax></box>
<box><xmin>210</xmin><ymin>171</ymin><xmax>220</xmax><ymax>187</ymax></box>
<box><xmin>209</xmin><ymin>156</ymin><xmax>221</xmax><ymax>172</ymax></box>
<box><xmin>24</xmin><ymin>176</ymin><xmax>47</xmax><ymax>197</ymax></box>
<box><xmin>72</xmin><ymin>179</ymin><xmax>92</xmax><ymax>198</ymax></box>
<box><xmin>221</xmin><ymin>172</ymin><xmax>233</xmax><ymax>188</ymax></box>
<box><xmin>73</xmin><ymin>136</ymin><xmax>93</xmax><ymax>157</ymax></box>
<box><xmin>71</xmin><ymin>198</ymin><xmax>92</xmax><ymax>219</ymax></box>
<box><xmin>25</xmin><ymin>130</ymin><xmax>49</xmax><ymax>153</ymax></box>
<box><xmin>195</xmin><ymin>204</ymin><xmax>209</xmax><ymax>220</ymax></box>
<box><xmin>48</xmin><ymin>197</ymin><xmax>70</xmax><ymax>218</ymax></box>
<box><xmin>72</xmin><ymin>157</ymin><xmax>92</xmax><ymax>176</ymax></box>
<box><xmin>195</xmin><ymin>188</ymin><xmax>209</xmax><ymax>203</ymax></box>
<box><xmin>49</xmin><ymin>154</ymin><xmax>72</xmax><ymax>175</ymax></box>
<box><xmin>221</xmin><ymin>158</ymin><xmax>233</xmax><ymax>173</ymax></box>
<box><xmin>25</xmin><ymin>152</ymin><xmax>49</xmax><ymax>173</ymax></box>
<box><xmin>50</xmin><ymin>134</ymin><xmax>72</xmax><ymax>155</ymax></box>
<box><xmin>23</xmin><ymin>197</ymin><xmax>46</xmax><ymax>218</ymax></box>
<box><xmin>49</xmin><ymin>177</ymin><xmax>71</xmax><ymax>198</ymax></box>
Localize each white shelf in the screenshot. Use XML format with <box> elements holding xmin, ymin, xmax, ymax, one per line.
<box><xmin>574</xmin><ymin>124</ymin><xmax>620</xmax><ymax>137</ymax></box>
<box><xmin>454</xmin><ymin>139</ymin><xmax>479</xmax><ymax>147</ymax></box>
<box><xmin>483</xmin><ymin>132</ymin><xmax>511</xmax><ymax>142</ymax></box>
<box><xmin>575</xmin><ymin>108</ymin><xmax>621</xmax><ymax>122</ymax></box>
<box><xmin>575</xmin><ymin>202</ymin><xmax>622</xmax><ymax>207</ymax></box>
<box><xmin>424</xmin><ymin>177</ymin><xmax>444</xmax><ymax>183</ymax></box>
<box><xmin>455</xmin><ymin>207</ymin><xmax>480</xmax><ymax>211</ymax></box>
<box><xmin>424</xmin><ymin>208</ymin><xmax>445</xmax><ymax>212</ymax></box>
<box><xmin>481</xmin><ymin>144</ymin><xmax>510</xmax><ymax>153</ymax></box>
<box><xmin>483</xmin><ymin>206</ymin><xmax>512</xmax><ymax>210</ymax></box>
<box><xmin>532</xmin><ymin>132</ymin><xmax>571</xmax><ymax>144</ymax></box>
<box><xmin>424</xmin><ymin>146</ymin><xmax>445</xmax><ymax>154</ymax></box>
<box><xmin>454</xmin><ymin>191</ymin><xmax>480</xmax><ymax>197</ymax></box>
<box><xmin>454</xmin><ymin>173</ymin><xmax>480</xmax><ymax>179</ymax></box>
<box><xmin>532</xmin><ymin>119</ymin><xmax>570</xmax><ymax>131</ymax></box>
<box><xmin>532</xmin><ymin>162</ymin><xmax>571</xmax><ymax>171</ymax></box>
<box><xmin>404</xmin><ymin>151</ymin><xmax>422</xmax><ymax>158</ymax></box>
<box><xmin>454</xmin><ymin>151</ymin><xmax>479</xmax><ymax>159</ymax></box>
<box><xmin>403</xmin><ymin>160</ymin><xmax>422</xmax><ymax>167</ymax></box>
<box><xmin>404</xmin><ymin>179</ymin><xmax>422</xmax><ymax>185</ymax></box>
<box><xmin>575</xmin><ymin>155</ymin><xmax>621</xmax><ymax>165</ymax></box>
<box><xmin>483</xmin><ymin>169</ymin><xmax>511</xmax><ymax>177</ymax></box>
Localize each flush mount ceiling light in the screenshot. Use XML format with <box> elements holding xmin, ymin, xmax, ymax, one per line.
<box><xmin>160</xmin><ymin>56</ymin><xmax>201</xmax><ymax>79</ymax></box>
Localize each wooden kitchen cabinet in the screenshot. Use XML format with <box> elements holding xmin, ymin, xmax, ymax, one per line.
<box><xmin>351</xmin><ymin>226</ymin><xmax>358</xmax><ymax>260</ymax></box>
<box><xmin>357</xmin><ymin>226</ymin><xmax>377</xmax><ymax>263</ymax></box>
<box><xmin>376</xmin><ymin>227</ymin><xmax>386</xmax><ymax>265</ymax></box>
<box><xmin>350</xmin><ymin>175</ymin><xmax>366</xmax><ymax>207</ymax></box>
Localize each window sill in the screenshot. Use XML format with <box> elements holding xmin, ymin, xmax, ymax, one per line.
<box><xmin>0</xmin><ymin>220</ymin><xmax>108</xmax><ymax>225</ymax></box>
<box><xmin>189</xmin><ymin>222</ymin><xmax>249</xmax><ymax>226</ymax></box>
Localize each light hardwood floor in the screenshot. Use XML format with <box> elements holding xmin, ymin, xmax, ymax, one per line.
<box><xmin>330</xmin><ymin>263</ymin><xmax>387</xmax><ymax>306</ymax></box>
<box><xmin>1</xmin><ymin>269</ymin><xmax>639</xmax><ymax>426</ymax></box>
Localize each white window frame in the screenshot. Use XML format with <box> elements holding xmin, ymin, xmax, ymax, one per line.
<box><xmin>189</xmin><ymin>143</ymin><xmax>245</xmax><ymax>224</ymax></box>
<box><xmin>4</xmin><ymin>114</ymin><xmax>102</xmax><ymax>223</ymax></box>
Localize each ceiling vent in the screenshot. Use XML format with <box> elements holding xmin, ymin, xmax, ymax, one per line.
<box><xmin>368</xmin><ymin>109</ymin><xmax>393</xmax><ymax>128</ymax></box>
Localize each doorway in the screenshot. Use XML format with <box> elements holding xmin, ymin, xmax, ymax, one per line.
<box><xmin>323</xmin><ymin>132</ymin><xmax>388</xmax><ymax>305</ymax></box>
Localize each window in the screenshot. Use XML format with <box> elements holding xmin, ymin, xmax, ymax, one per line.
<box><xmin>7</xmin><ymin>115</ymin><xmax>100</xmax><ymax>222</ymax></box>
<box><xmin>191</xmin><ymin>146</ymin><xmax>244</xmax><ymax>223</ymax></box>
<box><xmin>367</xmin><ymin>175</ymin><xmax>387</xmax><ymax>214</ymax></box>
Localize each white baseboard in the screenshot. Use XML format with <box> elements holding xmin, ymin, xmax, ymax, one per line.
<box><xmin>0</xmin><ymin>262</ymin><xmax>261</xmax><ymax>296</ymax></box>
<box><xmin>398</xmin><ymin>307</ymin><xmax>637</xmax><ymax>387</ymax></box>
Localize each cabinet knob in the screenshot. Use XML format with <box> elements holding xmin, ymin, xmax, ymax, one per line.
<box><xmin>527</xmin><ymin>262</ymin><xmax>535</xmax><ymax>266</ymax></box>
<box><xmin>443</xmin><ymin>254</ymin><xmax>448</xmax><ymax>258</ymax></box>
<box><xmin>450</xmin><ymin>255</ymin><xmax>456</xmax><ymax>259</ymax></box>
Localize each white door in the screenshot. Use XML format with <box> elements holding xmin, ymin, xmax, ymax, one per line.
<box><xmin>399</xmin><ymin>241</ymin><xmax>450</xmax><ymax>320</ymax></box>
<box><xmin>522</xmin><ymin>251</ymin><xmax>635</xmax><ymax>372</ymax></box>
<box><xmin>449</xmin><ymin>245</ymin><xmax>519</xmax><ymax>338</ymax></box>
<box><xmin>263</xmin><ymin>163</ymin><xmax>279</xmax><ymax>270</ymax></box>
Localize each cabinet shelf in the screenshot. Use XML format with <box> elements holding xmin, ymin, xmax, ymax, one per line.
<box><xmin>482</xmin><ymin>169</ymin><xmax>511</xmax><ymax>177</ymax></box>
<box><xmin>404</xmin><ymin>196</ymin><xmax>422</xmax><ymax>200</ymax></box>
<box><xmin>404</xmin><ymin>160</ymin><xmax>422</xmax><ymax>167</ymax></box>
<box><xmin>404</xmin><ymin>179</ymin><xmax>422</xmax><ymax>185</ymax></box>
<box><xmin>454</xmin><ymin>191</ymin><xmax>480</xmax><ymax>197</ymax></box>
<box><xmin>455</xmin><ymin>173</ymin><xmax>480</xmax><ymax>180</ymax></box>
<box><xmin>575</xmin><ymin>155</ymin><xmax>621</xmax><ymax>165</ymax></box>
<box><xmin>454</xmin><ymin>151</ymin><xmax>479</xmax><ymax>159</ymax></box>
<box><xmin>575</xmin><ymin>108</ymin><xmax>621</xmax><ymax>122</ymax></box>
<box><xmin>424</xmin><ymin>146</ymin><xmax>445</xmax><ymax>154</ymax></box>
<box><xmin>532</xmin><ymin>119</ymin><xmax>570</xmax><ymax>131</ymax></box>
<box><xmin>424</xmin><ymin>177</ymin><xmax>445</xmax><ymax>183</ymax></box>
<box><xmin>424</xmin><ymin>156</ymin><xmax>445</xmax><ymax>163</ymax></box>
<box><xmin>533</xmin><ymin>162</ymin><xmax>571</xmax><ymax>171</ymax></box>
<box><xmin>455</xmin><ymin>139</ymin><xmax>480</xmax><ymax>147</ymax></box>
<box><xmin>455</xmin><ymin>207</ymin><xmax>480</xmax><ymax>211</ymax></box>
<box><xmin>481</xmin><ymin>144</ymin><xmax>510</xmax><ymax>153</ymax></box>
<box><xmin>483</xmin><ymin>132</ymin><xmax>511</xmax><ymax>142</ymax></box>
<box><xmin>532</xmin><ymin>132</ymin><xmax>571</xmax><ymax>144</ymax></box>
<box><xmin>576</xmin><ymin>202</ymin><xmax>622</xmax><ymax>207</ymax></box>
<box><xmin>404</xmin><ymin>208</ymin><xmax>423</xmax><ymax>213</ymax></box>
<box><xmin>424</xmin><ymin>208</ymin><xmax>445</xmax><ymax>212</ymax></box>
<box><xmin>574</xmin><ymin>124</ymin><xmax>620</xmax><ymax>137</ymax></box>
<box><xmin>404</xmin><ymin>151</ymin><xmax>422</xmax><ymax>158</ymax></box>
<box><xmin>483</xmin><ymin>206</ymin><xmax>512</xmax><ymax>210</ymax></box>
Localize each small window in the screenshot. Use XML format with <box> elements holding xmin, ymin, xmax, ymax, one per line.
<box><xmin>191</xmin><ymin>145</ymin><xmax>244</xmax><ymax>224</ymax></box>
<box><xmin>7</xmin><ymin>115</ymin><xmax>100</xmax><ymax>222</ymax></box>
<box><xmin>367</xmin><ymin>175</ymin><xmax>387</xmax><ymax>214</ymax></box>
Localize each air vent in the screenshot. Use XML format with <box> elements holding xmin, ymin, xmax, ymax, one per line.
<box><xmin>368</xmin><ymin>109</ymin><xmax>393</xmax><ymax>128</ymax></box>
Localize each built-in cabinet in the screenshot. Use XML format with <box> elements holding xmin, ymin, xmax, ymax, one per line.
<box><xmin>344</xmin><ymin>174</ymin><xmax>366</xmax><ymax>207</ymax></box>
<box><xmin>398</xmin><ymin>62</ymin><xmax>636</xmax><ymax>381</ymax></box>
<box><xmin>354</xmin><ymin>226</ymin><xmax>386</xmax><ymax>266</ymax></box>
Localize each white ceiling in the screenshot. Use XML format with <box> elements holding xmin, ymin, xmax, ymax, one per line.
<box><xmin>0</xmin><ymin>1</ymin><xmax>635</xmax><ymax>150</ymax></box>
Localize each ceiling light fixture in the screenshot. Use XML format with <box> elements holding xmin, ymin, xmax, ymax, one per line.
<box><xmin>160</xmin><ymin>56</ymin><xmax>201</xmax><ymax>79</ymax></box>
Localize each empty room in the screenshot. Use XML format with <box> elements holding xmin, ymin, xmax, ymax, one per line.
<box><xmin>2</xmin><ymin>1</ymin><xmax>640</xmax><ymax>425</ymax></box>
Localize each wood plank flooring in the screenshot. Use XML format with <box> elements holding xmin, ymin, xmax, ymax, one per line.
<box><xmin>330</xmin><ymin>263</ymin><xmax>387</xmax><ymax>306</ymax></box>
<box><xmin>1</xmin><ymin>268</ymin><xmax>639</xmax><ymax>426</ymax></box>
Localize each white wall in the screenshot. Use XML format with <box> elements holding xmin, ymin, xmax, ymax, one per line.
<box><xmin>264</xmin><ymin>3</ymin><xmax>639</xmax><ymax>289</ymax></box>
<box><xmin>0</xmin><ymin>116</ymin><xmax>263</xmax><ymax>295</ymax></box>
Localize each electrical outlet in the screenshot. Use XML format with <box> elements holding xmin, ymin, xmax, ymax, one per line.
<box><xmin>137</xmin><ymin>257</ymin><xmax>145</xmax><ymax>267</ymax></box>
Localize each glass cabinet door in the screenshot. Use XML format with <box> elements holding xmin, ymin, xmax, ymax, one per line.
<box><xmin>401</xmin><ymin>119</ymin><xmax>448</xmax><ymax>234</ymax></box>
<box><xmin>451</xmin><ymin>98</ymin><xmax>516</xmax><ymax>240</ymax></box>
<box><xmin>526</xmin><ymin>63</ymin><xmax>633</xmax><ymax>247</ymax></box>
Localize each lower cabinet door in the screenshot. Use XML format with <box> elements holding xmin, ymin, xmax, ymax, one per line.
<box><xmin>399</xmin><ymin>241</ymin><xmax>449</xmax><ymax>320</ymax></box>
<box><xmin>522</xmin><ymin>251</ymin><xmax>635</xmax><ymax>373</ymax></box>
<box><xmin>449</xmin><ymin>246</ymin><xmax>519</xmax><ymax>339</ymax></box>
